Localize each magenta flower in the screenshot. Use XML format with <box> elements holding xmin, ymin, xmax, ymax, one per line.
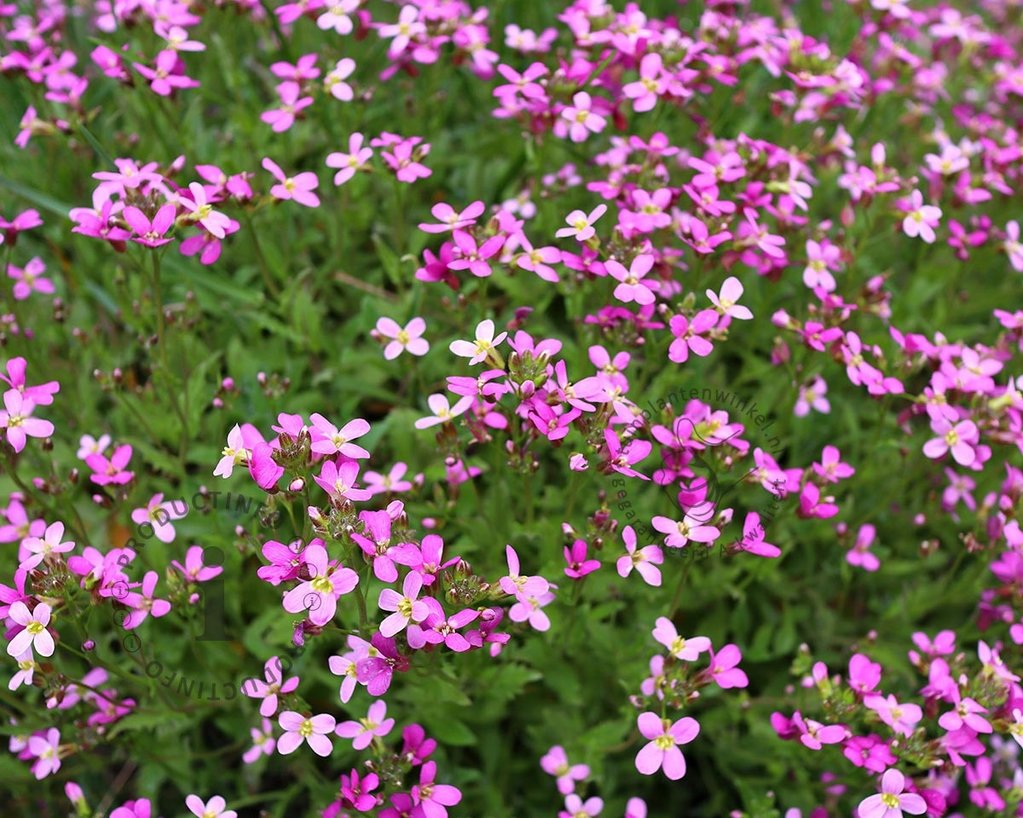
<box><xmin>381</xmin><ymin>138</ymin><xmax>431</xmax><ymax>183</ymax></box>
<box><xmin>123</xmin><ymin>204</ymin><xmax>176</xmax><ymax>248</ymax></box>
<box><xmin>635</xmin><ymin>712</ymin><xmax>699</xmax><ymax>780</ymax></box>
<box><xmin>606</xmin><ymin>254</ymin><xmax>656</xmax><ymax>305</ymax></box>
<box><xmin>277</xmin><ymin>711</ymin><xmax>335</xmax><ymax>756</ymax></box>
<box><xmin>448</xmin><ymin>230</ymin><xmax>505</xmax><ymax>278</ymax></box>
<box><xmin>411</xmin><ymin>760</ymin><xmax>462</xmax><ymax>818</ymax></box>
<box><xmin>857</xmin><ymin>769</ymin><xmax>927</xmax><ymax>818</ymax></box>
<box><xmin>667</xmin><ymin>310</ymin><xmax>718</xmax><ymax>363</ymax></box>
<box><xmin>652</xmin><ymin>617</ymin><xmax>711</xmax><ymax>661</ymax></box>
<box><xmin>242</xmin><ymin>657</ymin><xmax>300</xmax><ymax>717</ymax></box>
<box><xmin>378</xmin><ymin>572</ymin><xmax>430</xmax><ymax>637</ymax></box>
<box><xmin>705</xmin><ymin>644</ymin><xmax>749</xmax><ymax>688</ymax></box>
<box><xmin>134</xmin><ymin>50</ymin><xmax>199</xmax><ymax>95</ymax></box>
<box><xmin>262</xmin><ymin>158</ymin><xmax>320</xmax><ymax>207</ymax></box>
<box><xmin>6</xmin><ymin>602</ymin><xmax>54</xmax><ymax>658</ymax></box>
<box><xmin>813</xmin><ymin>445</ymin><xmax>855</xmax><ymax>483</ymax></box>
<box><xmin>336</xmin><ymin>699</ymin><xmax>395</xmax><ymax>750</ymax></box>
<box><xmin>509</xmin><ymin>589</ymin><xmax>555</xmax><ymax>632</ymax></box>
<box><xmin>616</xmin><ymin>525</ymin><xmax>663</xmax><ymax>586</ymax></box>
<box><xmin>185</xmin><ymin>795</ymin><xmax>237</xmax><ymax>818</ymax></box>
<box><xmin>314</xmin><ymin>458</ymin><xmax>373</xmax><ymax>503</ymax></box>
<box><xmin>340</xmin><ymin>769</ymin><xmax>379</xmax><ymax>812</ymax></box>
<box><xmin>563</xmin><ymin>539</ymin><xmax>600</xmax><ymax>579</ymax></box>
<box><xmin>604</xmin><ymin>429</ymin><xmax>651</xmax><ymax>480</ymax></box>
<box><xmin>923</xmin><ymin>417</ymin><xmax>979</xmax><ymax>466</ymax></box>
<box><xmin>282</xmin><ymin>543</ymin><xmax>359</xmax><ymax>626</ymax></box>
<box><xmin>376</xmin><ymin>317</ymin><xmax>429</xmax><ymax>359</ymax></box>
<box><xmin>738</xmin><ymin>512</ymin><xmax>780</xmax><ymax>558</ymax></box>
<box><xmin>120</xmin><ymin>571</ymin><xmax>171</xmax><ymax>630</ymax></box>
<box><xmin>540</xmin><ymin>745</ymin><xmax>589</xmax><ymax>795</ymax></box>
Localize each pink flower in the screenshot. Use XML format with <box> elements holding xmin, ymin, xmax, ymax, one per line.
<box><xmin>668</xmin><ymin>310</ymin><xmax>717</xmax><ymax>363</ymax></box>
<box><xmin>555</xmin><ymin>204</ymin><xmax>607</xmax><ymax>241</ymax></box>
<box><xmin>857</xmin><ymin>769</ymin><xmax>927</xmax><ymax>818</ymax></box>
<box><xmin>419</xmin><ymin>201</ymin><xmax>485</xmax><ymax>234</ymax></box>
<box><xmin>21</xmin><ymin>521</ymin><xmax>75</xmax><ymax>571</ymax></box>
<box><xmin>319</xmin><ymin>3</ymin><xmax>358</xmax><ymax>35</ymax></box>
<box><xmin>324</xmin><ymin>57</ymin><xmax>356</xmax><ymax>100</ymax></box>
<box><xmin>652</xmin><ymin>616</ymin><xmax>710</xmax><ymax>661</ymax></box>
<box><xmin>515</xmin><ymin>237</ymin><xmax>561</xmax><ymax>283</ymax></box>
<box><xmin>795</xmin><ymin>377</ymin><xmax>830</xmax><ymax>416</ymax></box>
<box><xmin>847</xmin><ymin>523</ymin><xmax>880</xmax><ymax>571</ymax></box>
<box><xmin>336</xmin><ymin>699</ymin><xmax>395</xmax><ymax>750</ymax></box>
<box><xmin>277</xmin><ymin>711</ymin><xmax>335</xmax><ymax>757</ymax></box>
<box><xmin>377</xmin><ymin>571</ymin><xmax>430</xmax><ymax>637</ymax></box>
<box><xmin>449</xmin><ymin>319</ymin><xmax>507</xmax><ymax>364</ymax></box>
<box><xmin>923</xmin><ymin>417</ymin><xmax>979</xmax><ymax>466</ymax></box>
<box><xmin>282</xmin><ymin>543</ymin><xmax>359</xmax><ymax>626</ymax></box>
<box><xmin>864</xmin><ymin>694</ymin><xmax>922</xmax><ymax>737</ymax></box>
<box><xmin>130</xmin><ymin>493</ymin><xmax>187</xmax><ymax>544</ymax></box>
<box><xmin>262</xmin><ymin>158</ymin><xmax>320</xmax><ymax>207</ymax></box>
<box><xmin>185</xmin><ymin>795</ymin><xmax>237</xmax><ymax>818</ymax></box>
<box><xmin>309</xmin><ymin>414</ymin><xmax>371</xmax><ymax>459</ymax></box>
<box><xmin>314</xmin><ymin>458</ymin><xmax>373</xmax><ymax>502</ymax></box>
<box><xmin>7</xmin><ymin>257</ymin><xmax>54</xmax><ymax>300</ymax></box>
<box><xmin>261</xmin><ymin>81</ymin><xmax>313</xmax><ymax>132</ymax></box>
<box><xmin>509</xmin><ymin>589</ymin><xmax>555</xmax><ymax>631</ymax></box>
<box><xmin>540</xmin><ymin>745</ymin><xmax>589</xmax><ymax>795</ymax></box>
<box><xmin>415</xmin><ymin>393</ymin><xmax>474</xmax><ymax>429</ymax></box>
<box><xmin>902</xmin><ymin>190</ymin><xmax>942</xmax><ymax>244</ymax></box>
<box><xmin>381</xmin><ymin>138</ymin><xmax>431</xmax><ymax>183</ymax></box>
<box><xmin>326</xmin><ymin>133</ymin><xmax>373</xmax><ymax>186</ymax></box>
<box><xmin>376</xmin><ymin>317</ymin><xmax>429</xmax><ymax>359</ymax></box>
<box><xmin>411</xmin><ymin>760</ymin><xmax>462</xmax><ymax>817</ymax></box>
<box><xmin>651</xmin><ymin>511</ymin><xmax>720</xmax><ymax>549</ymax></box>
<box><xmin>623</xmin><ymin>53</ymin><xmax>665</xmax><ymax>112</ymax></box>
<box><xmin>172</xmin><ymin>546</ymin><xmax>224</xmax><ymax>583</ymax></box>
<box><xmin>135</xmin><ymin>50</ymin><xmax>199</xmax><ymax>95</ymax></box>
<box><xmin>28</xmin><ymin>727</ymin><xmax>61</xmax><ymax>779</ymax></box>
<box><xmin>561</xmin><ymin>92</ymin><xmax>606</xmax><ymax>142</ymax></box>
<box><xmin>179</xmin><ymin>183</ymin><xmax>231</xmax><ymax>239</ymax></box>
<box><xmin>707</xmin><ymin>276</ymin><xmax>753</xmax><ymax>320</ymax></box>
<box><xmin>242</xmin><ymin>657</ymin><xmax>300</xmax><ymax>717</ymax></box>
<box><xmin>6</xmin><ymin>601</ymin><xmax>54</xmax><ymax>658</ymax></box>
<box><xmin>0</xmin><ymin>391</ymin><xmax>54</xmax><ymax>453</ymax></box>
<box><xmin>380</xmin><ymin>5</ymin><xmax>426</xmax><ymax>56</ymax></box>
<box><xmin>123</xmin><ymin>204</ymin><xmax>176</xmax><ymax>248</ymax></box>
<box><xmin>634</xmin><ymin>712</ymin><xmax>699</xmax><ymax>780</ymax></box>
<box><xmin>607</xmin><ymin>254</ymin><xmax>656</xmax><ymax>305</ymax></box>
<box><xmin>448</xmin><ymin>230</ymin><xmax>505</xmax><ymax>278</ymax></box>
<box><xmin>559</xmin><ymin>795</ymin><xmax>603</xmax><ymax>818</ymax></box>
<box><xmin>812</xmin><ymin>445</ymin><xmax>855</xmax><ymax>483</ymax></box>
<box><xmin>616</xmin><ymin>525</ymin><xmax>663</xmax><ymax>586</ymax></box>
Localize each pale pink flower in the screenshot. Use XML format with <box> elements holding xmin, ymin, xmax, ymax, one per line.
<box><xmin>277</xmin><ymin>711</ymin><xmax>336</xmax><ymax>756</ymax></box>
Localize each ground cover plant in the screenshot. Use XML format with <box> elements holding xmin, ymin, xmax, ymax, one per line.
<box><xmin>2</xmin><ymin>0</ymin><xmax>1023</xmax><ymax>815</ymax></box>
